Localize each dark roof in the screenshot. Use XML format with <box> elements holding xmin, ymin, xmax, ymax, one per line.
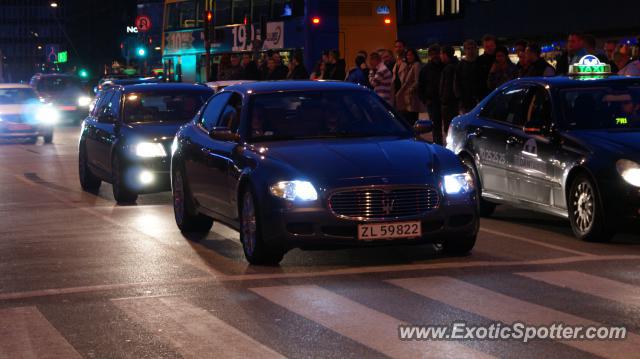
<box><xmin>223</xmin><ymin>80</ymin><xmax>369</xmax><ymax>94</ymax></box>
<box><xmin>121</xmin><ymin>83</ymin><xmax>213</xmax><ymax>93</ymax></box>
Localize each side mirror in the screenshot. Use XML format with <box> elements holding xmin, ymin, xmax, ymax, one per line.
<box><xmin>209</xmin><ymin>127</ymin><xmax>240</xmax><ymax>142</ymax></box>
<box><xmin>413</xmin><ymin>119</ymin><xmax>433</xmax><ymax>135</ymax></box>
<box><xmin>97</xmin><ymin>113</ymin><xmax>116</xmax><ymax>124</ymax></box>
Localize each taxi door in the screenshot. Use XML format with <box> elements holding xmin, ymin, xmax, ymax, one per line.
<box><xmin>471</xmin><ymin>85</ymin><xmax>531</xmax><ymax>197</ymax></box>
<box><xmin>505</xmin><ymin>85</ymin><xmax>561</xmax><ymax>206</ymax></box>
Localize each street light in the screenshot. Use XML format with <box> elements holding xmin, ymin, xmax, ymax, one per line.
<box><xmin>50</xmin><ymin>2</ymin><xmax>58</xmax><ymax>8</ymax></box>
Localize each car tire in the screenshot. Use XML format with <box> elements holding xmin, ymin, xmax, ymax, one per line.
<box><xmin>43</xmin><ymin>131</ymin><xmax>53</xmax><ymax>144</ymax></box>
<box><xmin>25</xmin><ymin>136</ymin><xmax>38</xmax><ymax>145</ymax></box>
<box><xmin>568</xmin><ymin>174</ymin><xmax>614</xmax><ymax>242</ymax></box>
<box><xmin>172</xmin><ymin>167</ymin><xmax>213</xmax><ymax>233</ymax></box>
<box><xmin>442</xmin><ymin>234</ymin><xmax>477</xmax><ymax>256</ymax></box>
<box><xmin>239</xmin><ymin>188</ymin><xmax>285</xmax><ymax>266</ymax></box>
<box><xmin>112</xmin><ymin>156</ymin><xmax>138</xmax><ymax>204</ymax></box>
<box><xmin>460</xmin><ymin>155</ymin><xmax>496</xmax><ymax>217</ymax></box>
<box><xmin>78</xmin><ymin>143</ymin><xmax>101</xmax><ymax>193</ymax></box>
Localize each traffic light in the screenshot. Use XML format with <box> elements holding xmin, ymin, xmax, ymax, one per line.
<box><xmin>136</xmin><ymin>47</ymin><xmax>147</xmax><ymax>57</ymax></box>
<box><xmin>79</xmin><ymin>69</ymin><xmax>88</xmax><ymax>78</ymax></box>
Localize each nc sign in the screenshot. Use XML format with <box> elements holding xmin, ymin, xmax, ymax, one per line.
<box><xmin>127</xmin><ymin>26</ymin><xmax>139</xmax><ymax>34</ymax></box>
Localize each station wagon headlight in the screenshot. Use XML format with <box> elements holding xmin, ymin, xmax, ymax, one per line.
<box><xmin>35</xmin><ymin>105</ymin><xmax>60</xmax><ymax>125</ymax></box>
<box><xmin>617</xmin><ymin>159</ymin><xmax>640</xmax><ymax>187</ymax></box>
<box><xmin>77</xmin><ymin>96</ymin><xmax>91</xmax><ymax>107</ymax></box>
<box><xmin>443</xmin><ymin>173</ymin><xmax>474</xmax><ymax>194</ymax></box>
<box><xmin>270</xmin><ymin>180</ymin><xmax>318</xmax><ymax>201</ymax></box>
<box><xmin>135</xmin><ymin>142</ymin><xmax>167</xmax><ymax>158</ymax></box>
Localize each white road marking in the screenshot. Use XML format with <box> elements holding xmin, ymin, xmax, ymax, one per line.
<box><xmin>0</xmin><ymin>306</ymin><xmax>81</xmax><ymax>359</ymax></box>
<box><xmin>251</xmin><ymin>284</ymin><xmax>492</xmax><ymax>359</ymax></box>
<box><xmin>113</xmin><ymin>296</ymin><xmax>285</xmax><ymax>359</ymax></box>
<box><xmin>480</xmin><ymin>228</ymin><xmax>594</xmax><ymax>257</ymax></box>
<box><xmin>387</xmin><ymin>276</ymin><xmax>640</xmax><ymax>358</ymax></box>
<box><xmin>517</xmin><ymin>271</ymin><xmax>640</xmax><ymax>307</ymax></box>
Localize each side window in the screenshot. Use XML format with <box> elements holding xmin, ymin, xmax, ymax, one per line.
<box><xmin>216</xmin><ymin>93</ymin><xmax>243</xmax><ymax>132</ymax></box>
<box><xmin>107</xmin><ymin>91</ymin><xmax>122</xmax><ymax>120</ymax></box>
<box><xmin>526</xmin><ymin>86</ymin><xmax>552</xmax><ymax>128</ymax></box>
<box><xmin>93</xmin><ymin>90</ymin><xmax>114</xmax><ymax>117</ymax></box>
<box><xmin>200</xmin><ymin>92</ymin><xmax>232</xmax><ymax>131</ymax></box>
<box><xmin>480</xmin><ymin>86</ymin><xmax>530</xmax><ymax>126</ymax></box>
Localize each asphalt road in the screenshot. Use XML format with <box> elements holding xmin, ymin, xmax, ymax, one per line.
<box><xmin>1</xmin><ymin>127</ymin><xmax>639</xmax><ymax>359</ymax></box>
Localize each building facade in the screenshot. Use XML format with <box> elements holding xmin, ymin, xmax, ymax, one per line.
<box><xmin>0</xmin><ymin>0</ymin><xmax>68</xmax><ymax>82</ymax></box>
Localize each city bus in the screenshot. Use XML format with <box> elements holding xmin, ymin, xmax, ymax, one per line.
<box><xmin>161</xmin><ymin>0</ymin><xmax>398</xmax><ymax>82</ymax></box>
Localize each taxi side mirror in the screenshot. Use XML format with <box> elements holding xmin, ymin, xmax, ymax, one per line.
<box><xmin>413</xmin><ymin>119</ymin><xmax>433</xmax><ymax>135</ymax></box>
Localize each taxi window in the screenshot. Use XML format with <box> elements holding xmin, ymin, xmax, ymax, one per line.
<box><xmin>526</xmin><ymin>87</ymin><xmax>552</xmax><ymax>127</ymax></box>
<box><xmin>480</xmin><ymin>86</ymin><xmax>530</xmax><ymax>126</ymax></box>
<box><xmin>216</xmin><ymin>93</ymin><xmax>243</xmax><ymax>132</ymax></box>
<box><xmin>560</xmin><ymin>86</ymin><xmax>640</xmax><ymax>130</ymax></box>
<box><xmin>200</xmin><ymin>92</ymin><xmax>232</xmax><ymax>131</ymax></box>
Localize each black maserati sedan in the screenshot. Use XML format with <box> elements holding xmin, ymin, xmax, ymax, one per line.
<box><xmin>79</xmin><ymin>83</ymin><xmax>214</xmax><ymax>203</ymax></box>
<box><xmin>171</xmin><ymin>81</ymin><xmax>478</xmax><ymax>265</ymax></box>
<box><xmin>447</xmin><ymin>75</ymin><xmax>640</xmax><ymax>242</ymax></box>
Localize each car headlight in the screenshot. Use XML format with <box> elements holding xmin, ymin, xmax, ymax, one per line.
<box><xmin>77</xmin><ymin>96</ymin><xmax>92</xmax><ymax>107</ymax></box>
<box><xmin>135</xmin><ymin>142</ymin><xmax>167</xmax><ymax>158</ymax></box>
<box><xmin>35</xmin><ymin>105</ymin><xmax>60</xmax><ymax>125</ymax></box>
<box><xmin>270</xmin><ymin>180</ymin><xmax>318</xmax><ymax>201</ymax></box>
<box><xmin>443</xmin><ymin>173</ymin><xmax>474</xmax><ymax>194</ymax></box>
<box><xmin>616</xmin><ymin>159</ymin><xmax>640</xmax><ymax>187</ymax></box>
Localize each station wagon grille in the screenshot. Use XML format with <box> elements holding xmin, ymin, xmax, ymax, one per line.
<box><xmin>328</xmin><ymin>187</ymin><xmax>440</xmax><ymax>220</ymax></box>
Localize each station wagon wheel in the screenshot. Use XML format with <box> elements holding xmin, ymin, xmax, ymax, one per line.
<box><xmin>78</xmin><ymin>143</ymin><xmax>101</xmax><ymax>193</ymax></box>
<box><xmin>568</xmin><ymin>174</ymin><xmax>613</xmax><ymax>242</ymax></box>
<box><xmin>239</xmin><ymin>188</ymin><xmax>285</xmax><ymax>266</ymax></box>
<box><xmin>111</xmin><ymin>156</ymin><xmax>138</xmax><ymax>204</ymax></box>
<box><xmin>172</xmin><ymin>167</ymin><xmax>213</xmax><ymax>234</ymax></box>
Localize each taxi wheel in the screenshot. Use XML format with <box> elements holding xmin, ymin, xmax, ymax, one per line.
<box><xmin>442</xmin><ymin>234</ymin><xmax>477</xmax><ymax>256</ymax></box>
<box><xmin>460</xmin><ymin>156</ymin><xmax>496</xmax><ymax>217</ymax></box>
<box><xmin>568</xmin><ymin>174</ymin><xmax>614</xmax><ymax>242</ymax></box>
<box><xmin>112</xmin><ymin>156</ymin><xmax>138</xmax><ymax>204</ymax></box>
<box><xmin>78</xmin><ymin>144</ymin><xmax>101</xmax><ymax>193</ymax></box>
<box><xmin>239</xmin><ymin>189</ymin><xmax>285</xmax><ymax>266</ymax></box>
<box><xmin>172</xmin><ymin>167</ymin><xmax>213</xmax><ymax>234</ymax></box>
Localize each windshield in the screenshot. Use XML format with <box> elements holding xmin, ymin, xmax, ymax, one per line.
<box><xmin>248</xmin><ymin>91</ymin><xmax>410</xmax><ymax>142</ymax></box>
<box><xmin>561</xmin><ymin>86</ymin><xmax>640</xmax><ymax>130</ymax></box>
<box><xmin>123</xmin><ymin>91</ymin><xmax>210</xmax><ymax>123</ymax></box>
<box><xmin>37</xmin><ymin>77</ymin><xmax>82</xmax><ymax>93</ymax></box>
<box><xmin>0</xmin><ymin>88</ymin><xmax>39</xmax><ymax>104</ymax></box>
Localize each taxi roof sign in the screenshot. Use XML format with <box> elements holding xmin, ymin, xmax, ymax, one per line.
<box><xmin>569</xmin><ymin>55</ymin><xmax>612</xmax><ymax>76</ymax></box>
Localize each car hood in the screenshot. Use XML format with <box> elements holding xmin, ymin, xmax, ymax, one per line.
<box><xmin>565</xmin><ymin>130</ymin><xmax>640</xmax><ymax>159</ymax></box>
<box><xmin>123</xmin><ymin>122</ymin><xmax>183</xmax><ymax>139</ymax></box>
<box><xmin>256</xmin><ymin>137</ymin><xmax>439</xmax><ymax>186</ymax></box>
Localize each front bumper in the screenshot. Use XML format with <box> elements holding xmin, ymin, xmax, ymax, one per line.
<box><xmin>122</xmin><ymin>156</ymin><xmax>171</xmax><ymax>194</ymax></box>
<box><xmin>259</xmin><ymin>194</ymin><xmax>478</xmax><ymax>250</ymax></box>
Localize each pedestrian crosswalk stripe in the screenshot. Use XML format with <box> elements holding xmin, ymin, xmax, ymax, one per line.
<box><xmin>517</xmin><ymin>271</ymin><xmax>640</xmax><ymax>307</ymax></box>
<box><xmin>113</xmin><ymin>296</ymin><xmax>285</xmax><ymax>359</ymax></box>
<box><xmin>0</xmin><ymin>306</ymin><xmax>82</xmax><ymax>359</ymax></box>
<box><xmin>387</xmin><ymin>276</ymin><xmax>640</xmax><ymax>358</ymax></box>
<box><xmin>251</xmin><ymin>284</ymin><xmax>493</xmax><ymax>359</ymax></box>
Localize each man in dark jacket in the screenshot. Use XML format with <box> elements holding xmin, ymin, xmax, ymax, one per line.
<box><xmin>418</xmin><ymin>44</ymin><xmax>445</xmax><ymax>144</ymax></box>
<box><xmin>326</xmin><ymin>49</ymin><xmax>346</xmax><ymax>80</ymax></box>
<box><xmin>477</xmin><ymin>34</ymin><xmax>497</xmax><ymax>99</ymax></box>
<box><xmin>287</xmin><ymin>52</ymin><xmax>310</xmax><ymax>80</ymax></box>
<box><xmin>455</xmin><ymin>39</ymin><xmax>483</xmax><ymax>114</ymax></box>
<box><xmin>240</xmin><ymin>54</ymin><xmax>261</xmax><ymax>80</ymax></box>
<box><xmin>439</xmin><ymin>46</ymin><xmax>459</xmax><ymax>145</ymax></box>
<box><xmin>523</xmin><ymin>43</ymin><xmax>556</xmax><ymax>77</ymax></box>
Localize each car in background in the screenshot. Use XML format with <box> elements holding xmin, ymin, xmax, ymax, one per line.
<box><xmin>206</xmin><ymin>80</ymin><xmax>255</xmax><ymax>93</ymax></box>
<box><xmin>0</xmin><ymin>84</ymin><xmax>60</xmax><ymax>143</ymax></box>
<box><xmin>171</xmin><ymin>81</ymin><xmax>478</xmax><ymax>265</ymax></box>
<box><xmin>447</xmin><ymin>74</ymin><xmax>640</xmax><ymax>242</ymax></box>
<box><xmin>30</xmin><ymin>73</ymin><xmax>92</xmax><ymax>124</ymax></box>
<box><xmin>78</xmin><ymin>83</ymin><xmax>214</xmax><ymax>203</ymax></box>
<box><xmin>95</xmin><ymin>76</ymin><xmax>162</xmax><ymax>94</ymax></box>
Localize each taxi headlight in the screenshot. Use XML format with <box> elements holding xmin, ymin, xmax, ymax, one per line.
<box><xmin>36</xmin><ymin>105</ymin><xmax>60</xmax><ymax>125</ymax></box>
<box><xmin>135</xmin><ymin>142</ymin><xmax>167</xmax><ymax>158</ymax></box>
<box><xmin>77</xmin><ymin>96</ymin><xmax>91</xmax><ymax>107</ymax></box>
<box><xmin>270</xmin><ymin>180</ymin><xmax>318</xmax><ymax>201</ymax></box>
<box><xmin>616</xmin><ymin>159</ymin><xmax>640</xmax><ymax>187</ymax></box>
<box><xmin>444</xmin><ymin>173</ymin><xmax>474</xmax><ymax>194</ymax></box>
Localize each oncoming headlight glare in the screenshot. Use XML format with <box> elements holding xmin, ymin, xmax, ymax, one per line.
<box><xmin>36</xmin><ymin>105</ymin><xmax>60</xmax><ymax>125</ymax></box>
<box><xmin>270</xmin><ymin>180</ymin><xmax>318</xmax><ymax>201</ymax></box>
<box><xmin>77</xmin><ymin>96</ymin><xmax>91</xmax><ymax>107</ymax></box>
<box><xmin>616</xmin><ymin>159</ymin><xmax>640</xmax><ymax>187</ymax></box>
<box><xmin>135</xmin><ymin>142</ymin><xmax>167</xmax><ymax>158</ymax></box>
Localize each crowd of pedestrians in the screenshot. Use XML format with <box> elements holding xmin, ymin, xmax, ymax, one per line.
<box><xmin>214</xmin><ymin>32</ymin><xmax>640</xmax><ymax>146</ymax></box>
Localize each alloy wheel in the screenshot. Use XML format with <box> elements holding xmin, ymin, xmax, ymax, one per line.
<box><xmin>241</xmin><ymin>193</ymin><xmax>257</xmax><ymax>257</ymax></box>
<box><xmin>173</xmin><ymin>171</ymin><xmax>185</xmax><ymax>225</ymax></box>
<box><xmin>572</xmin><ymin>181</ymin><xmax>594</xmax><ymax>234</ymax></box>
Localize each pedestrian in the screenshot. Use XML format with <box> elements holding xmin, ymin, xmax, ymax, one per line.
<box><xmin>346</xmin><ymin>55</ymin><xmax>369</xmax><ymax>86</ymax></box>
<box><xmin>418</xmin><ymin>44</ymin><xmax>444</xmax><ymax>142</ymax></box>
<box><xmin>584</xmin><ymin>34</ymin><xmax>609</xmax><ymax>64</ymax></box>
<box><xmin>325</xmin><ymin>49</ymin><xmax>346</xmax><ymax>80</ymax></box>
<box><xmin>487</xmin><ymin>46</ymin><xmax>518</xmax><ymax>90</ymax></box>
<box><xmin>240</xmin><ymin>53</ymin><xmax>261</xmax><ymax>80</ymax></box>
<box><xmin>217</xmin><ymin>54</ymin><xmax>234</xmax><ymax>81</ymax></box>
<box><xmin>259</xmin><ymin>50</ymin><xmax>274</xmax><ymax>79</ymax></box>
<box><xmin>380</xmin><ymin>49</ymin><xmax>395</xmax><ymax>72</ymax></box>
<box><xmin>477</xmin><ymin>34</ymin><xmax>497</xmax><ymax>98</ymax></box>
<box><xmin>310</xmin><ymin>51</ymin><xmax>329</xmax><ymax>80</ymax></box>
<box><xmin>454</xmin><ymin>39</ymin><xmax>482</xmax><ymax>114</ymax></box>
<box><xmin>394</xmin><ymin>48</ymin><xmax>422</xmax><ymax>125</ymax></box>
<box><xmin>391</xmin><ymin>40</ymin><xmax>408</xmax><ymax>104</ymax></box>
<box><xmin>367</xmin><ymin>52</ymin><xmax>393</xmax><ymax>105</ymax></box>
<box><xmin>514</xmin><ymin>39</ymin><xmax>529</xmax><ymax>77</ymax></box>
<box><xmin>439</xmin><ymin>46</ymin><xmax>459</xmax><ymax>145</ymax></box>
<box><xmin>287</xmin><ymin>51</ymin><xmax>309</xmax><ymax>80</ymax></box>
<box><xmin>228</xmin><ymin>55</ymin><xmax>243</xmax><ymax>80</ymax></box>
<box><xmin>265</xmin><ymin>58</ymin><xmax>287</xmax><ymax>80</ymax></box>
<box><xmin>604</xmin><ymin>40</ymin><xmax>619</xmax><ymax>72</ymax></box>
<box><xmin>523</xmin><ymin>43</ymin><xmax>556</xmax><ymax>77</ymax></box>
<box><xmin>356</xmin><ymin>50</ymin><xmax>370</xmax><ymax>82</ymax></box>
<box><xmin>615</xmin><ymin>51</ymin><xmax>640</xmax><ymax>76</ymax></box>
<box><xmin>556</xmin><ymin>33</ymin><xmax>587</xmax><ymax>75</ymax></box>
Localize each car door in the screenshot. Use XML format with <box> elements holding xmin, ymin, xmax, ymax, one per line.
<box><xmin>506</xmin><ymin>84</ymin><xmax>562</xmax><ymax>206</ymax></box>
<box><xmin>94</xmin><ymin>90</ymin><xmax>122</xmax><ymax>175</ymax></box>
<box><xmin>187</xmin><ymin>92</ymin><xmax>231</xmax><ymax>213</ymax></box>
<box><xmin>196</xmin><ymin>92</ymin><xmax>244</xmax><ymax>216</ymax></box>
<box><xmin>471</xmin><ymin>85</ymin><xmax>530</xmax><ymax>197</ymax></box>
<box><xmin>85</xmin><ymin>90</ymin><xmax>114</xmax><ymax>174</ymax></box>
